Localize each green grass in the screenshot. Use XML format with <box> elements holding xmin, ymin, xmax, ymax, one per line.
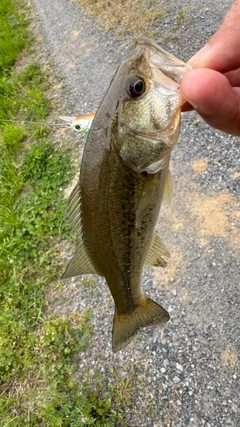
<box><xmin>0</xmin><ymin>1</ymin><xmax>127</xmax><ymax>425</ymax></box>
<box><xmin>0</xmin><ymin>0</ymin><xmax>28</xmax><ymax>71</ymax></box>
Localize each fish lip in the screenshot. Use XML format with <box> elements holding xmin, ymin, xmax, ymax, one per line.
<box><xmin>136</xmin><ymin>36</ymin><xmax>192</xmax><ymax>84</ymax></box>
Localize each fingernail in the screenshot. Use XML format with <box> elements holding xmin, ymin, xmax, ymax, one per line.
<box><xmin>186</xmin><ymin>99</ymin><xmax>199</xmax><ymax>110</ymax></box>
<box><xmin>179</xmin><ymin>88</ymin><xmax>198</xmax><ymax>110</ymax></box>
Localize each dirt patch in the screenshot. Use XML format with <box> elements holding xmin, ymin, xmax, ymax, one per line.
<box><xmin>192</xmin><ymin>158</ymin><xmax>208</xmax><ymax>174</ymax></box>
<box><xmin>220</xmin><ymin>346</ymin><xmax>238</xmax><ymax>367</ymax></box>
<box><xmin>154</xmin><ymin>188</ymin><xmax>239</xmax><ymax>289</ymax></box>
<box><xmin>71</xmin><ymin>30</ymin><xmax>80</xmax><ymax>38</ymax></box>
<box><xmin>192</xmin><ymin>194</ymin><xmax>232</xmax><ymax>237</ymax></box>
<box><xmin>189</xmin><ymin>193</ymin><xmax>239</xmax><ymax>246</ymax></box>
<box><xmin>166</xmin><ymin>181</ymin><xmax>239</xmax><ymax>248</ymax></box>
<box><xmin>77</xmin><ymin>0</ymin><xmax>166</xmax><ymax>38</ymax></box>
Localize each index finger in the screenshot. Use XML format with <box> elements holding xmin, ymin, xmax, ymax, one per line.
<box><xmin>189</xmin><ymin>0</ymin><xmax>240</xmax><ymax>73</ymax></box>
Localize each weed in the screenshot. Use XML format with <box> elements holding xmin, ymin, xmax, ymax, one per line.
<box><xmin>171</xmin><ymin>8</ymin><xmax>193</xmax><ymax>31</ymax></box>
<box><xmin>176</xmin><ymin>9</ymin><xmax>186</xmax><ymax>23</ymax></box>
<box><xmin>77</xmin><ymin>275</ymin><xmax>98</xmax><ymax>294</ymax></box>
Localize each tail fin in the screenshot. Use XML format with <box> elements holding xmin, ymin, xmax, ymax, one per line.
<box><xmin>112</xmin><ymin>296</ymin><xmax>169</xmax><ymax>352</ymax></box>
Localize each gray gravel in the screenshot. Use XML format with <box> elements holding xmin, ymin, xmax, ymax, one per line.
<box><xmin>31</xmin><ymin>0</ymin><xmax>239</xmax><ymax>426</ymax></box>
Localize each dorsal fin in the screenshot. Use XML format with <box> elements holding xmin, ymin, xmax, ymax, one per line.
<box><xmin>61</xmin><ymin>242</ymin><xmax>98</xmax><ymax>279</ymax></box>
<box><xmin>66</xmin><ymin>181</ymin><xmax>82</xmax><ymax>238</ymax></box>
<box><xmin>62</xmin><ymin>181</ymin><xmax>99</xmax><ymax>279</ymax></box>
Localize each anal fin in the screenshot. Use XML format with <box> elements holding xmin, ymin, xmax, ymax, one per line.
<box><xmin>145</xmin><ymin>233</ymin><xmax>170</xmax><ymax>268</ymax></box>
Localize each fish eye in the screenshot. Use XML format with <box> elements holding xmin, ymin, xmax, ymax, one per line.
<box><xmin>75</xmin><ymin>124</ymin><xmax>81</xmax><ymax>130</ymax></box>
<box><xmin>125</xmin><ymin>76</ymin><xmax>146</xmax><ymax>98</ymax></box>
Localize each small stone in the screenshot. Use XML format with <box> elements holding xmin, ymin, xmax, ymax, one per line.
<box><xmin>173</xmin><ymin>376</ymin><xmax>180</xmax><ymax>383</ymax></box>
<box><xmin>196</xmin><ymin>335</ymin><xmax>208</xmax><ymax>345</ymax></box>
<box><xmin>176</xmin><ymin>363</ymin><xmax>183</xmax><ymax>371</ymax></box>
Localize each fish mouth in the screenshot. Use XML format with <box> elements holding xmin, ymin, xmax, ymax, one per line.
<box><xmin>136</xmin><ymin>36</ymin><xmax>192</xmax><ymax>84</ymax></box>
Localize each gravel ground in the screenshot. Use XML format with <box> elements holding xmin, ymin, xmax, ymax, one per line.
<box><xmin>31</xmin><ymin>1</ymin><xmax>239</xmax><ymax>426</ymax></box>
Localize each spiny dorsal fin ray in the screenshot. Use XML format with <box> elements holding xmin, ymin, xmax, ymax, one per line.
<box><xmin>61</xmin><ymin>242</ymin><xmax>98</xmax><ymax>279</ymax></box>
<box><xmin>145</xmin><ymin>233</ymin><xmax>170</xmax><ymax>268</ymax></box>
<box><xmin>66</xmin><ymin>181</ymin><xmax>82</xmax><ymax>237</ymax></box>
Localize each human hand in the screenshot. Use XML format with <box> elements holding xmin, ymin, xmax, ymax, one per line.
<box><xmin>180</xmin><ymin>0</ymin><xmax>240</xmax><ymax>136</ymax></box>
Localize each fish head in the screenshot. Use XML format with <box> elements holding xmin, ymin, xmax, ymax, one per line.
<box><xmin>113</xmin><ymin>37</ymin><xmax>191</xmax><ymax>173</ymax></box>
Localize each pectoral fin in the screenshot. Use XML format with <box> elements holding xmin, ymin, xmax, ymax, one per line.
<box><xmin>136</xmin><ymin>174</ymin><xmax>158</xmax><ymax>227</ymax></box>
<box><xmin>163</xmin><ymin>170</ymin><xmax>173</xmax><ymax>209</ymax></box>
<box><xmin>145</xmin><ymin>233</ymin><xmax>170</xmax><ymax>268</ymax></box>
<box><xmin>61</xmin><ymin>242</ymin><xmax>98</xmax><ymax>279</ymax></box>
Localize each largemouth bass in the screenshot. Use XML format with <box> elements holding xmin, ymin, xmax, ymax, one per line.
<box><xmin>62</xmin><ymin>37</ymin><xmax>191</xmax><ymax>352</ymax></box>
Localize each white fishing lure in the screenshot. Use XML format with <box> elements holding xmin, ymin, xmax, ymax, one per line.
<box><xmin>0</xmin><ymin>112</ymin><xmax>96</xmax><ymax>133</ymax></box>
<box><xmin>59</xmin><ymin>112</ymin><xmax>95</xmax><ymax>133</ymax></box>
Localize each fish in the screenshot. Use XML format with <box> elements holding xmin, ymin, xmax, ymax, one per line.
<box><xmin>59</xmin><ymin>112</ymin><xmax>95</xmax><ymax>132</ymax></box>
<box><xmin>62</xmin><ymin>37</ymin><xmax>191</xmax><ymax>352</ymax></box>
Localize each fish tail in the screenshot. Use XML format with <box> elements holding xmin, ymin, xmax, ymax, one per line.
<box><xmin>112</xmin><ymin>296</ymin><xmax>169</xmax><ymax>352</ymax></box>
